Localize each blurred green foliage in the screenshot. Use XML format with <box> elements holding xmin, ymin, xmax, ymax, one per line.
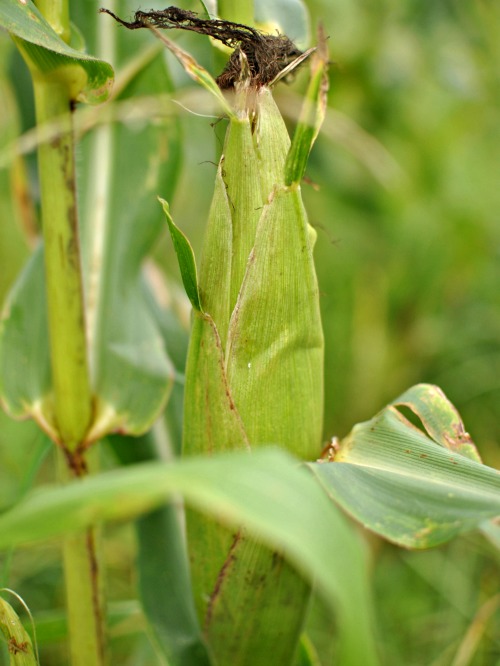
<box><xmin>0</xmin><ymin>0</ymin><xmax>499</xmax><ymax>664</ymax></box>
<box><xmin>304</xmin><ymin>0</ymin><xmax>500</xmax><ymax>470</ymax></box>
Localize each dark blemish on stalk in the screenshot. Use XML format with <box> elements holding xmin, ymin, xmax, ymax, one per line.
<box><xmin>205</xmin><ymin>531</ymin><xmax>242</xmax><ymax>629</ymax></box>
<box><xmin>62</xmin><ymin>446</ymin><xmax>89</xmax><ymax>477</ymax></box>
<box><xmin>99</xmin><ymin>6</ymin><xmax>304</xmax><ymax>89</ymax></box>
<box><xmin>87</xmin><ymin>530</ymin><xmax>106</xmax><ymax>661</ymax></box>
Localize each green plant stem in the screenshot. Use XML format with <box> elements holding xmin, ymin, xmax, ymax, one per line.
<box><xmin>33</xmin><ymin>79</ymin><xmax>93</xmax><ymax>449</ymax></box>
<box><xmin>32</xmin><ymin>3</ymin><xmax>103</xmax><ymax>664</ymax></box>
<box><xmin>58</xmin><ymin>449</ymin><xmax>105</xmax><ymax>666</ymax></box>
<box><xmin>33</xmin><ymin>78</ymin><xmax>104</xmax><ymax>665</ymax></box>
<box><xmin>35</xmin><ymin>0</ymin><xmax>70</xmax><ymax>42</ymax></box>
<box><xmin>217</xmin><ymin>0</ymin><xmax>254</xmax><ymax>25</ymax></box>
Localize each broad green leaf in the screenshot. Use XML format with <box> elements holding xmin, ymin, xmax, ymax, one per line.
<box><xmin>309</xmin><ymin>395</ymin><xmax>500</xmax><ymax>548</ymax></box>
<box><xmin>0</xmin><ymin>0</ymin><xmax>113</xmax><ymax>103</ymax></box>
<box><xmin>142</xmin><ymin>280</ymin><xmax>190</xmax><ymax>457</ymax></box>
<box><xmin>0</xmin><ymin>247</ymin><xmax>56</xmax><ymax>437</ymax></box>
<box><xmin>80</xmin><ymin>46</ymin><xmax>181</xmax><ymax>441</ymax></box>
<box><xmin>160</xmin><ymin>199</ymin><xmax>203</xmax><ymax>313</ymax></box>
<box><xmin>0</xmin><ymin>40</ymin><xmax>51</xmax><ymax>431</ymax></box>
<box><xmin>0</xmin><ymin>449</ymin><xmax>378</xmax><ymax>665</ymax></box>
<box><xmin>0</xmin><ymin>410</ymin><xmax>51</xmax><ymax>512</ymax></box>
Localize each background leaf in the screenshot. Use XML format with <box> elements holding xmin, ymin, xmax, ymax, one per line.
<box><xmin>390</xmin><ymin>383</ymin><xmax>481</xmax><ymax>461</ymax></box>
<box><xmin>0</xmin><ymin>0</ymin><xmax>113</xmax><ymax>103</ymax></box>
<box><xmin>255</xmin><ymin>0</ymin><xmax>310</xmax><ymax>49</ymax></box>
<box><xmin>0</xmin><ymin>10</ymin><xmax>182</xmax><ymax>441</ymax></box>
<box><xmin>0</xmin><ymin>247</ymin><xmax>55</xmax><ymax>435</ymax></box>
<box><xmin>79</xmin><ymin>17</ymin><xmax>182</xmax><ymax>441</ymax></box>
<box><xmin>0</xmin><ymin>449</ymin><xmax>378</xmax><ymax>666</ymax></box>
<box><xmin>310</xmin><ymin>396</ymin><xmax>500</xmax><ymax>548</ymax></box>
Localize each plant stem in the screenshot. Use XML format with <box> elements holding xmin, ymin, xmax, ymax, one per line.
<box><xmin>32</xmin><ymin>2</ymin><xmax>104</xmax><ymax>664</ymax></box>
<box><xmin>35</xmin><ymin>0</ymin><xmax>70</xmax><ymax>42</ymax></box>
<box><xmin>217</xmin><ymin>0</ymin><xmax>254</xmax><ymax>25</ymax></box>
<box><xmin>33</xmin><ymin>74</ymin><xmax>104</xmax><ymax>666</ymax></box>
<box><xmin>33</xmin><ymin>79</ymin><xmax>93</xmax><ymax>450</ymax></box>
<box><xmin>58</xmin><ymin>449</ymin><xmax>105</xmax><ymax>666</ymax></box>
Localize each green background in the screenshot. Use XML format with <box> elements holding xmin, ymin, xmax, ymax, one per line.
<box><xmin>0</xmin><ymin>0</ymin><xmax>499</xmax><ymax>664</ymax></box>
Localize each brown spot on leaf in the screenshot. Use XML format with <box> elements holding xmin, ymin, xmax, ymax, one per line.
<box><xmin>8</xmin><ymin>638</ymin><xmax>29</xmax><ymax>655</ymax></box>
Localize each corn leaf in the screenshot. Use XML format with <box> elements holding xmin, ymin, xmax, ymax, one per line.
<box><xmin>0</xmin><ymin>0</ymin><xmax>113</xmax><ymax>104</ymax></box>
<box><xmin>0</xmin><ymin>28</ymin><xmax>181</xmax><ymax>440</ymax></box>
<box><xmin>285</xmin><ymin>27</ymin><xmax>329</xmax><ymax>186</ymax></box>
<box><xmin>309</xmin><ymin>385</ymin><xmax>500</xmax><ymax>548</ymax></box>
<box><xmin>390</xmin><ymin>383</ymin><xmax>482</xmax><ymax>461</ymax></box>
<box><xmin>0</xmin><ymin>248</ymin><xmax>55</xmax><ymax>436</ymax></box>
<box><xmin>160</xmin><ymin>199</ymin><xmax>202</xmax><ymax>313</ymax></box>
<box><xmin>110</xmin><ymin>431</ymin><xmax>212</xmax><ymax>666</ymax></box>
<box><xmin>80</xmin><ymin>50</ymin><xmax>181</xmax><ymax>441</ymax></box>
<box><xmin>0</xmin><ymin>448</ymin><xmax>378</xmax><ymax>665</ymax></box>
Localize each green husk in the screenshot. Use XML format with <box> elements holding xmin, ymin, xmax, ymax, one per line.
<box><xmin>161</xmin><ymin>30</ymin><xmax>328</xmax><ymax>666</ymax></box>
<box><xmin>0</xmin><ymin>593</ymin><xmax>38</xmax><ymax>665</ymax></box>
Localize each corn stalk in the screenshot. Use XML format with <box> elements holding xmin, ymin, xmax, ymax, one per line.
<box><xmin>14</xmin><ymin>1</ymin><xmax>105</xmax><ymax>663</ymax></box>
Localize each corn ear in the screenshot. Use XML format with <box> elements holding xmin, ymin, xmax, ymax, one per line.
<box><xmin>0</xmin><ymin>594</ymin><xmax>38</xmax><ymax>666</ymax></box>
<box><xmin>161</xmin><ymin>30</ymin><xmax>329</xmax><ymax>666</ymax></box>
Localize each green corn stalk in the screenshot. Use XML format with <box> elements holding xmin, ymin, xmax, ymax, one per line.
<box><xmin>161</xmin><ymin>26</ymin><xmax>329</xmax><ymax>666</ymax></box>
